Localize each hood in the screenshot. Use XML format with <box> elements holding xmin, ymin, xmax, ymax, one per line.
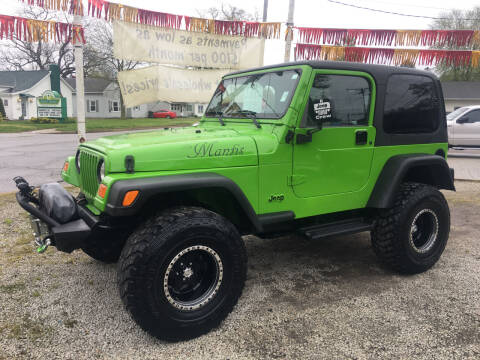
<box><xmin>81</xmin><ymin>126</ymin><xmax>259</xmax><ymax>172</ymax></box>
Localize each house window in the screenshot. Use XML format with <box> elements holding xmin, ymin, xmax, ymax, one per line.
<box><xmin>3</xmin><ymin>99</ymin><xmax>8</xmax><ymax>107</ymax></box>
<box><xmin>171</xmin><ymin>104</ymin><xmax>182</xmax><ymax>111</ymax></box>
<box><xmin>87</xmin><ymin>100</ymin><xmax>99</xmax><ymax>113</ymax></box>
<box><xmin>186</xmin><ymin>104</ymin><xmax>193</xmax><ymax>112</ymax></box>
<box><xmin>197</xmin><ymin>105</ymin><xmax>204</xmax><ymax>113</ymax></box>
<box><xmin>109</xmin><ymin>100</ymin><xmax>120</xmax><ymax>112</ymax></box>
<box><xmin>134</xmin><ymin>106</ymin><xmax>140</xmax><ymax>111</ymax></box>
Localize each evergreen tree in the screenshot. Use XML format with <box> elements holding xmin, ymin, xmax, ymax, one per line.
<box><xmin>0</xmin><ymin>98</ymin><xmax>6</xmax><ymax>119</ymax></box>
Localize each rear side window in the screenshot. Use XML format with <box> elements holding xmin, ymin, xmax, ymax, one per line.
<box><xmin>384</xmin><ymin>75</ymin><xmax>440</xmax><ymax>134</ymax></box>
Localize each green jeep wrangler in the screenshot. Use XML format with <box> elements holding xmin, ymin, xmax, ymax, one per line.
<box><xmin>15</xmin><ymin>61</ymin><xmax>454</xmax><ymax>341</ymax></box>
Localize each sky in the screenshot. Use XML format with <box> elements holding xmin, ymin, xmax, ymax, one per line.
<box><xmin>1</xmin><ymin>0</ymin><xmax>479</xmax><ymax>65</ymax></box>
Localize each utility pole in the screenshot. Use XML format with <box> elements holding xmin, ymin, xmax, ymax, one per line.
<box><xmin>259</xmin><ymin>0</ymin><xmax>269</xmax><ymax>66</ymax></box>
<box><xmin>284</xmin><ymin>0</ymin><xmax>295</xmax><ymax>62</ymax></box>
<box><xmin>73</xmin><ymin>14</ymin><xmax>86</xmax><ymax>143</ymax></box>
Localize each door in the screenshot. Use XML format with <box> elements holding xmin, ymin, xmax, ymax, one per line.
<box><xmin>292</xmin><ymin>71</ymin><xmax>375</xmax><ymax>198</ymax></box>
<box><xmin>454</xmin><ymin>109</ymin><xmax>480</xmax><ymax>146</ymax></box>
<box><xmin>21</xmin><ymin>98</ymin><xmax>27</xmax><ymax>119</ymax></box>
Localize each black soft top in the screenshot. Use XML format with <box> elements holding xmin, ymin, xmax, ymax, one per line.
<box><xmin>226</xmin><ymin>60</ymin><xmax>438</xmax><ymax>84</ymax></box>
<box><xmin>227</xmin><ymin>60</ymin><xmax>446</xmax><ymax>147</ymax></box>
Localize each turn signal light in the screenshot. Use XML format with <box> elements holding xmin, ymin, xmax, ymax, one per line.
<box><xmin>63</xmin><ymin>162</ymin><xmax>69</xmax><ymax>172</ymax></box>
<box><xmin>122</xmin><ymin>190</ymin><xmax>139</xmax><ymax>207</ymax></box>
<box><xmin>97</xmin><ymin>184</ymin><xmax>107</xmax><ymax>198</ymax></box>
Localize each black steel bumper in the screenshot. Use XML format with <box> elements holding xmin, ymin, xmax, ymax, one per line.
<box><xmin>16</xmin><ymin>191</ymin><xmax>93</xmax><ymax>253</ymax></box>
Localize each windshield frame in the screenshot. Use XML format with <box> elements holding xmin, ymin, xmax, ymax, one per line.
<box><xmin>204</xmin><ymin>67</ymin><xmax>303</xmax><ymax>121</ymax></box>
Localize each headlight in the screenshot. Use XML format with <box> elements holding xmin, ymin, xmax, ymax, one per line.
<box><xmin>98</xmin><ymin>159</ymin><xmax>105</xmax><ymax>182</ymax></box>
<box><xmin>75</xmin><ymin>150</ymin><xmax>81</xmax><ymax>172</ymax></box>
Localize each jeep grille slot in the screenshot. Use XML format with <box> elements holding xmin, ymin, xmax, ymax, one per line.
<box><xmin>79</xmin><ymin>150</ymin><xmax>100</xmax><ymax>199</ymax></box>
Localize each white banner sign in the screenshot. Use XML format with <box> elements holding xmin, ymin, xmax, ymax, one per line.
<box><xmin>113</xmin><ymin>21</ymin><xmax>264</xmax><ymax>69</ymax></box>
<box><xmin>118</xmin><ymin>65</ymin><xmax>228</xmax><ymax>108</ymax></box>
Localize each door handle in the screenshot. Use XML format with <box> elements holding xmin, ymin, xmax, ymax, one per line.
<box><xmin>355</xmin><ymin>130</ymin><xmax>368</xmax><ymax>145</ymax></box>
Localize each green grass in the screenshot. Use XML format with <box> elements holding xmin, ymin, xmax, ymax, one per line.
<box><xmin>0</xmin><ymin>117</ymin><xmax>197</xmax><ymax>133</ymax></box>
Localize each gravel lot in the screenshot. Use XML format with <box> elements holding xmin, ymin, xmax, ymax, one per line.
<box><xmin>0</xmin><ymin>182</ymin><xmax>479</xmax><ymax>359</ymax></box>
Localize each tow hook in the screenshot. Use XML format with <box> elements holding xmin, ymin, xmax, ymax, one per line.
<box><xmin>35</xmin><ymin>237</ymin><xmax>52</xmax><ymax>254</ymax></box>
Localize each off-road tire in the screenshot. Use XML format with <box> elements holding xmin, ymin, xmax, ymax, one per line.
<box><xmin>81</xmin><ymin>235</ymin><xmax>126</xmax><ymax>263</ymax></box>
<box><xmin>117</xmin><ymin>206</ymin><xmax>247</xmax><ymax>342</ymax></box>
<box><xmin>372</xmin><ymin>182</ymin><xmax>450</xmax><ymax>274</ymax></box>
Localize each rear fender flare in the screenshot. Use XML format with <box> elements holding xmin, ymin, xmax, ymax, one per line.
<box><xmin>367</xmin><ymin>154</ymin><xmax>455</xmax><ymax>209</ymax></box>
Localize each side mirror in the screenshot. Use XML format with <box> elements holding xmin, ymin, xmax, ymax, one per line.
<box><xmin>296</xmin><ymin>128</ymin><xmax>322</xmax><ymax>145</ymax></box>
<box><xmin>457</xmin><ymin>117</ymin><xmax>469</xmax><ymax>124</ymax></box>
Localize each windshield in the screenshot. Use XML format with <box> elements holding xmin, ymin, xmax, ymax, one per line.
<box><xmin>447</xmin><ymin>107</ymin><xmax>469</xmax><ymax>120</ymax></box>
<box><xmin>205</xmin><ymin>69</ymin><xmax>301</xmax><ymax>119</ymax></box>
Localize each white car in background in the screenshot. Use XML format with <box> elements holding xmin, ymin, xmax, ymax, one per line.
<box><xmin>447</xmin><ymin>105</ymin><xmax>480</xmax><ymax>147</ymax></box>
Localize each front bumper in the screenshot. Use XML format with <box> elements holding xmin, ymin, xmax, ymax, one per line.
<box><xmin>16</xmin><ymin>190</ymin><xmax>93</xmax><ymax>253</ymax></box>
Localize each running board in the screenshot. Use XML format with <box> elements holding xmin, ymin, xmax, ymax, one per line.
<box><xmin>299</xmin><ymin>218</ymin><xmax>373</xmax><ymax>240</ymax></box>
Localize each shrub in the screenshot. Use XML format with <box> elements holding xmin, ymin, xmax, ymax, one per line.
<box><xmin>30</xmin><ymin>117</ymin><xmax>59</xmax><ymax>124</ymax></box>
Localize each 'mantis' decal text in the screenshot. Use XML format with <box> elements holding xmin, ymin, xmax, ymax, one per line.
<box><xmin>188</xmin><ymin>142</ymin><xmax>245</xmax><ymax>158</ymax></box>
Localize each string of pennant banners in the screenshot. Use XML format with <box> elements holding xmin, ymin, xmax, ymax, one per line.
<box><xmin>19</xmin><ymin>0</ymin><xmax>84</xmax><ymax>16</ymax></box>
<box><xmin>86</xmin><ymin>0</ymin><xmax>281</xmax><ymax>38</ymax></box>
<box><xmin>7</xmin><ymin>0</ymin><xmax>480</xmax><ymax>70</ymax></box>
<box><xmin>295</xmin><ymin>43</ymin><xmax>480</xmax><ymax>68</ymax></box>
<box><xmin>294</xmin><ymin>27</ymin><xmax>480</xmax><ymax>49</ymax></box>
<box><xmin>0</xmin><ymin>14</ymin><xmax>85</xmax><ymax>43</ymax></box>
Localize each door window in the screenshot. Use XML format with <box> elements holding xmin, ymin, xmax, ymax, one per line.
<box><xmin>461</xmin><ymin>110</ymin><xmax>480</xmax><ymax>123</ymax></box>
<box><xmin>304</xmin><ymin>74</ymin><xmax>371</xmax><ymax>128</ymax></box>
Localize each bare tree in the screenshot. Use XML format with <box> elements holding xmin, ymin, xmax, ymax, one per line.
<box><xmin>197</xmin><ymin>4</ymin><xmax>259</xmax><ymax>21</ymax></box>
<box><xmin>84</xmin><ymin>19</ymin><xmax>141</xmax><ymax>118</ymax></box>
<box><xmin>0</xmin><ymin>6</ymin><xmax>80</xmax><ymax>77</ymax></box>
<box><xmin>430</xmin><ymin>7</ymin><xmax>480</xmax><ymax>81</ymax></box>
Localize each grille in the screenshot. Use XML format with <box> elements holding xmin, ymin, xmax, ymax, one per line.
<box><xmin>79</xmin><ymin>150</ymin><xmax>101</xmax><ymax>199</ymax></box>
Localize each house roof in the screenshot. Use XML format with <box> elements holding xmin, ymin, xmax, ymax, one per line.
<box><xmin>65</xmin><ymin>78</ymin><xmax>112</xmax><ymax>94</ymax></box>
<box><xmin>0</xmin><ymin>70</ymin><xmax>50</xmax><ymax>93</ymax></box>
<box><xmin>441</xmin><ymin>81</ymin><xmax>480</xmax><ymax>100</ymax></box>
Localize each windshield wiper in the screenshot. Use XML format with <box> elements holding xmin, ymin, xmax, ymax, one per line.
<box><xmin>234</xmin><ymin>110</ymin><xmax>261</xmax><ymax>129</ymax></box>
<box><xmin>206</xmin><ymin>110</ymin><xmax>225</xmax><ymax>126</ymax></box>
<box><xmin>218</xmin><ymin>113</ymin><xmax>225</xmax><ymax>126</ymax></box>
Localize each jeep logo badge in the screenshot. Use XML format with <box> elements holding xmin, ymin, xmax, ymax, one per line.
<box><xmin>268</xmin><ymin>194</ymin><xmax>285</xmax><ymax>202</ymax></box>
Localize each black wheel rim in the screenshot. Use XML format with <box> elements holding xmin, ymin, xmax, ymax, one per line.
<box><xmin>409</xmin><ymin>209</ymin><xmax>439</xmax><ymax>253</ymax></box>
<box><xmin>163</xmin><ymin>245</ymin><xmax>223</xmax><ymax>311</ymax></box>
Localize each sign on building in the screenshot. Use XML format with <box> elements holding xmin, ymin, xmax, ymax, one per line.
<box><xmin>37</xmin><ymin>90</ymin><xmax>67</xmax><ymax>120</ymax></box>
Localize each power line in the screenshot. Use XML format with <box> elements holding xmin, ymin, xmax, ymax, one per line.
<box><xmin>360</xmin><ymin>0</ymin><xmax>452</xmax><ymax>12</ymax></box>
<box><xmin>327</xmin><ymin>0</ymin><xmax>480</xmax><ymax>21</ymax></box>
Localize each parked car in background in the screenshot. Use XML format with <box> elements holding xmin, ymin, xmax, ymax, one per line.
<box><xmin>447</xmin><ymin>105</ymin><xmax>480</xmax><ymax>147</ymax></box>
<box><xmin>153</xmin><ymin>110</ymin><xmax>177</xmax><ymax>119</ymax></box>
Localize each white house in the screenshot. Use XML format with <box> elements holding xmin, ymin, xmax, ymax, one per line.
<box><xmin>66</xmin><ymin>77</ymin><xmax>207</xmax><ymax>118</ymax></box>
<box><xmin>0</xmin><ymin>67</ymin><xmax>74</xmax><ymax>120</ymax></box>
<box><xmin>66</xmin><ymin>78</ymin><xmax>148</xmax><ymax>118</ymax></box>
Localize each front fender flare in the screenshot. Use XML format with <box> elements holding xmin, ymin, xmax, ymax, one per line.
<box><xmin>105</xmin><ymin>172</ymin><xmax>263</xmax><ymax>231</ymax></box>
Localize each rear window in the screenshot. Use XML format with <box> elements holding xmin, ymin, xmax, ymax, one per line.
<box><xmin>384</xmin><ymin>75</ymin><xmax>440</xmax><ymax>134</ymax></box>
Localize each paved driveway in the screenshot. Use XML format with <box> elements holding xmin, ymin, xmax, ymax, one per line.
<box><xmin>0</xmin><ymin>132</ymin><xmax>479</xmax><ymax>193</ymax></box>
